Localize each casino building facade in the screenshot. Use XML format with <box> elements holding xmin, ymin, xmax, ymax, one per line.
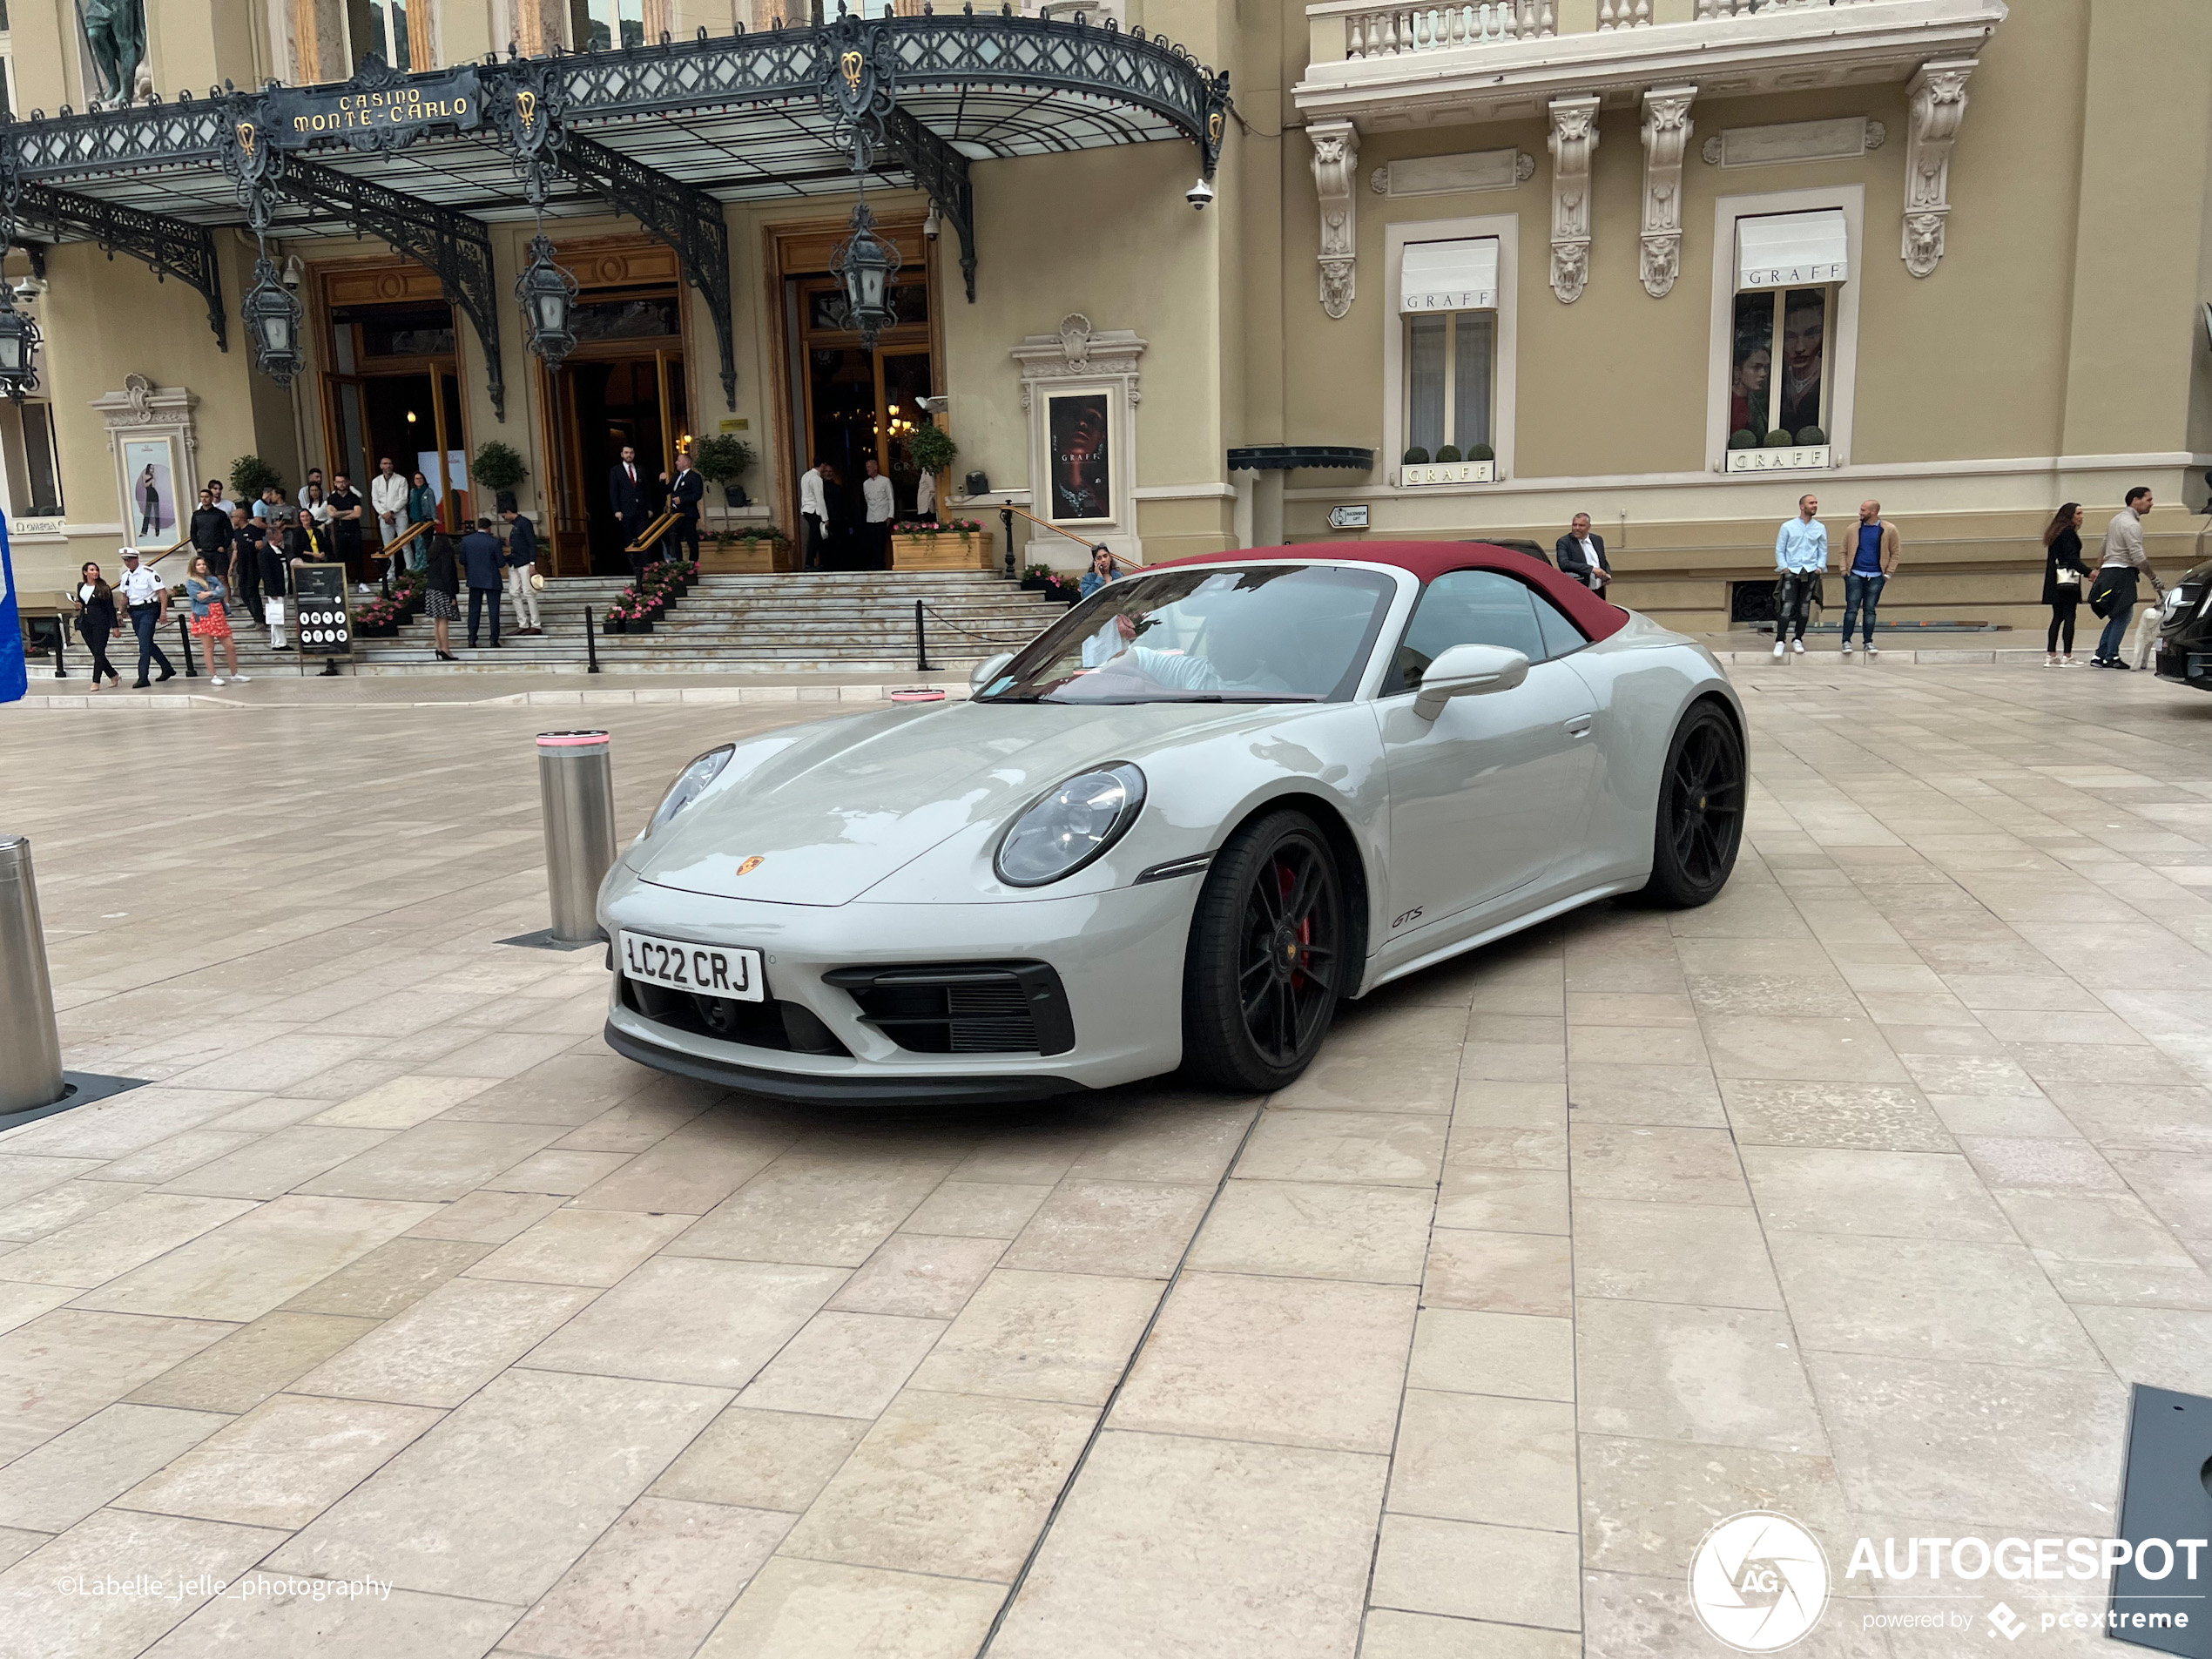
<box><xmin>2</xmin><ymin>0</ymin><xmax>2208</xmax><ymax>637</ymax></box>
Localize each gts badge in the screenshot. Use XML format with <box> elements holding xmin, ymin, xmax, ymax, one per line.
<box><xmin>1391</xmin><ymin>906</ymin><xmax>1423</xmax><ymax>931</ymax></box>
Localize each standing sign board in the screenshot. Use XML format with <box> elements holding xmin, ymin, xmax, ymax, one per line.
<box><xmin>291</xmin><ymin>563</ymin><xmax>353</xmax><ymax>674</ymax></box>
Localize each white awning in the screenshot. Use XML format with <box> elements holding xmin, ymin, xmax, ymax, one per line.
<box><xmin>1737</xmin><ymin>209</ymin><xmax>1849</xmax><ymax>289</ymax></box>
<box><xmin>1400</xmin><ymin>237</ymin><xmax>1500</xmax><ymax>313</ymax></box>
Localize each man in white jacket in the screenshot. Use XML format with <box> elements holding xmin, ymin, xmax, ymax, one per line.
<box><xmin>369</xmin><ymin>456</ymin><xmax>411</xmax><ymax>574</ymax></box>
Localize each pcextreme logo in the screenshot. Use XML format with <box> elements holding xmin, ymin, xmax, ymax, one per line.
<box><xmin>1689</xmin><ymin>1512</ymin><xmax>1831</xmax><ymax>1652</ymax></box>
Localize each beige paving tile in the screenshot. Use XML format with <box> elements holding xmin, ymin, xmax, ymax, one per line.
<box><xmin>296</xmin><ymin>1121</ymin><xmax>567</xmax><ymax>1201</ymax></box>
<box><xmin>1187</xmin><ymin>1178</ymin><xmax>1435</xmax><ymax>1282</ymax></box>
<box><xmin>0</xmin><ymin>1507</ymin><xmax>288</xmax><ymax>1659</ymax></box>
<box><xmin>1361</xmin><ymin>1610</ymin><xmax>1578</xmax><ymax>1659</ymax></box>
<box><xmin>307</xmin><ymin>1074</ymin><xmax>498</xmax><ymax>1130</ymax></box>
<box><xmin>156</xmin><ymin>1126</ymin><xmax>395</xmax><ymax>1199</ymax></box>
<box><xmin>1060</xmin><ymin>1099</ymin><xmax>1257</xmax><ymax>1185</ymax></box>
<box><xmin>898</xmin><ymin>1180</ymin><xmax>1052</xmax><ymax>1241</ymax></box>
<box><xmin>1992</xmin><ymin>1187</ymin><xmax>2202</xmax><ymax>1270</ymax></box>
<box><xmin>988</xmin><ymin>1428</ymin><xmax>1387</xmax><ymax>1659</ymax></box>
<box><xmin>0</xmin><ymin>1192</ymin><xmax>260</xmax><ymax>1291</ymax></box>
<box><xmin>908</xmin><ymin>1268</ymin><xmax>1160</xmax><ymax>1406</ymax></box>
<box><xmin>403</xmin><ymin>1188</ymin><xmax>565</xmax><ymax>1244</ymax></box>
<box><xmin>1582</xmin><ymin>1570</ymin><xmax>1887</xmax><ymax>1659</ymax></box>
<box><xmin>0</xmin><ymin>1402</ymin><xmax>230</xmax><ymax>1533</ymax></box>
<box><xmin>76</xmin><ymin>1195</ymin><xmax>438</xmax><ymax>1321</ymax></box>
<box><xmin>0</xmin><ymin>1177</ymin><xmax>153</xmax><ymax>1243</ymax></box>
<box><xmin>2074</xmin><ymin>1305</ymin><xmax>2212</xmax><ymax>1394</ymax></box>
<box><xmin>1386</xmin><ymin>1390</ymin><xmax>1577</xmax><ymax>1531</ymax></box>
<box><xmin>2103</xmin><ymin>1151</ymin><xmax>2212</xmax><ymax>1252</ymax></box>
<box><xmin>551</xmin><ymin>1090</ymin><xmax>712</xmax><ymax>1155</ymax></box>
<box><xmin>1423</xmin><ymin>1230</ymin><xmax>1573</xmax><ymax>1318</ymax></box>
<box><xmin>566</xmin><ymin>1122</ymin><xmax>799</xmax><ymax>1214</ymax></box>
<box><xmin>1111</xmin><ymin>1272</ymin><xmax>1417</xmax><ymax>1453</ymax></box>
<box><xmin>465</xmin><ymin>1206</ymin><xmax>694</xmax><ymax>1287</ymax></box>
<box><xmin>1559</xmin><ymin>1063</ymin><xmax>1728</xmax><ymax>1128</ymax></box>
<box><xmin>1721</xmin><ymin>1080</ymin><xmax>1956</xmax><ymax>1150</ymax></box>
<box><xmin>1576</xmin><ymin>1298</ymin><xmax>1827</xmax><ymax>1454</ymax></box>
<box><xmin>0</xmin><ymin>1527</ymin><xmax>49</xmax><ymax>1570</ymax></box>
<box><xmin>1702</xmin><ymin>1015</ymin><xmax>1910</xmax><ymax>1083</ymax></box>
<box><xmin>0</xmin><ymin>1155</ymin><xmax>106</xmax><ymax>1211</ymax></box>
<box><xmin>1433</xmin><ymin>1167</ymin><xmax>1568</xmax><ymax>1235</ymax></box>
<box><xmin>278</xmin><ymin>1235</ymin><xmax>492</xmax><ymax>1318</ymax></box>
<box><xmin>825</xmin><ymin>1234</ymin><xmax>1004</xmax><ymax>1319</ymax></box>
<box><xmin>1922</xmin><ymin>1090</ymin><xmax>2080</xmax><ymax>1138</ymax></box>
<box><xmin>1370</xmin><ymin>1514</ymin><xmax>1580</xmax><ymax>1630</ymax></box>
<box><xmin>296</xmin><ymin>1278</ymin><xmax>598</xmax><ymax>1406</ymax></box>
<box><xmin>129</xmin><ymin>1310</ymin><xmax>381</xmax><ymax>1413</ymax></box>
<box><xmin>1406</xmin><ymin>1309</ymin><xmax>1574</xmax><ymax>1402</ymax></box>
<box><xmin>666</xmin><ymin>1157</ymin><xmax>949</xmax><ymax>1267</ymax></box>
<box><xmin>1959</xmin><ymin>1135</ymin><xmax>2125</xmax><ymax>1190</ymax></box>
<box><xmin>650</xmin><ymin>1406</ymin><xmax>870</xmax><ymax>1513</ymax></box>
<box><xmin>0</xmin><ymin>1309</ymin><xmax>232</xmax><ymax>1460</ymax></box>
<box><xmin>739</xmin><ymin>1312</ymin><xmax>946</xmax><ymax>1418</ymax></box>
<box><xmin>1740</xmin><ymin>1146</ymin><xmax>2013</xmax><ymax>1240</ymax></box>
<box><xmin>502</xmin><ymin>1495</ymin><xmax>789</xmax><ymax>1659</ymax></box>
<box><xmin>266</xmin><ymin>1367</ymin><xmax>729</xmax><ymax>1602</ymax></box>
<box><xmin>1237</xmin><ymin>1109</ymin><xmax>1448</xmax><ymax>1188</ymax></box>
<box><xmin>0</xmin><ymin>1087</ymin><xmax>278</xmax><ymax>1160</ymax></box>
<box><xmin>777</xmin><ymin>1388</ymin><xmax>1094</xmax><ymax>1581</ymax></box>
<box><xmin>119</xmin><ymin>1393</ymin><xmax>442</xmax><ymax>1527</ymax></box>
<box><xmin>0</xmin><ymin>1281</ymin><xmax>78</xmax><ymax>1339</ymax></box>
<box><xmin>695</xmin><ymin>1556</ymin><xmax>1003</xmax><ymax>1659</ymax></box>
<box><xmin>1569</xmin><ymin>1124</ymin><xmax>1750</xmax><ymax>1206</ymax></box>
<box><xmin>999</xmin><ymin>1179</ymin><xmax>1214</xmax><ymax>1278</ymax></box>
<box><xmin>1572</xmin><ymin>1199</ymin><xmax>1784</xmax><ymax>1309</ymax></box>
<box><xmin>481</xmin><ymin>1149</ymin><xmax>637</xmax><ymax>1196</ymax></box>
<box><xmin>1768</xmin><ymin>1232</ymin><xmax>2105</xmax><ymax>1369</ymax></box>
<box><xmin>144</xmin><ymin>1578</ymin><xmax>523</xmax><ymax>1659</ymax></box>
<box><xmin>1576</xmin><ymin>1434</ymin><xmax>1858</xmax><ymax>1581</ymax></box>
<box><xmin>1271</xmin><ymin>1043</ymin><xmax>1463</xmax><ymax>1115</ymax></box>
<box><xmin>522</xmin><ymin>1257</ymin><xmax>846</xmax><ymax>1388</ymax></box>
<box><xmin>2043</xmin><ymin>1083</ymin><xmax>2212</xmax><ymax>1151</ymax></box>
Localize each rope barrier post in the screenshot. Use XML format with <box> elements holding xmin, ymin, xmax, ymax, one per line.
<box><xmin>1001</xmin><ymin>502</ymin><xmax>1016</xmax><ymax>579</ymax></box>
<box><xmin>50</xmin><ymin>616</ymin><xmax>68</xmax><ymax>680</ymax></box>
<box><xmin>536</xmin><ymin>732</ymin><xmax>617</xmax><ymax>947</ymax></box>
<box><xmin>915</xmin><ymin>599</ymin><xmax>934</xmax><ymax>672</ymax></box>
<box><xmin>585</xmin><ymin>604</ymin><xmax>601</xmax><ymax>674</ymax></box>
<box><xmin>0</xmin><ymin>836</ymin><xmax>67</xmax><ymax>1115</ymax></box>
<box><xmin>177</xmin><ymin>617</ymin><xmax>199</xmax><ymax>678</ymax></box>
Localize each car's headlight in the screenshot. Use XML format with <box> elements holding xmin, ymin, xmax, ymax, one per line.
<box><xmin>644</xmin><ymin>745</ymin><xmax>735</xmax><ymax>840</ymax></box>
<box><xmin>995</xmin><ymin>764</ymin><xmax>1146</xmax><ymax>887</ymax></box>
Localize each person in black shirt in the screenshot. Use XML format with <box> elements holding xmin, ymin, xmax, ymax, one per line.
<box><xmin>324</xmin><ymin>473</ymin><xmax>367</xmax><ymax>583</ymax></box>
<box><xmin>227</xmin><ymin>508</ymin><xmax>264</xmax><ymax>627</ymax></box>
<box><xmin>189</xmin><ymin>488</ymin><xmax>231</xmax><ymax>573</ymax></box>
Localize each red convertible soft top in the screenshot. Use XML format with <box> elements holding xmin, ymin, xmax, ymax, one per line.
<box><xmin>1154</xmin><ymin>540</ymin><xmax>1630</xmax><ymax>644</ymax></box>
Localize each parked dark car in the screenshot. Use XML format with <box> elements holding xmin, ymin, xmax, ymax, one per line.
<box><xmin>2155</xmin><ymin>556</ymin><xmax>2212</xmax><ymax>692</ymax></box>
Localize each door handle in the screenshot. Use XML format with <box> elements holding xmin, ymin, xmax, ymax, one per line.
<box><xmin>1565</xmin><ymin>714</ymin><xmax>1595</xmax><ymax>738</ymax></box>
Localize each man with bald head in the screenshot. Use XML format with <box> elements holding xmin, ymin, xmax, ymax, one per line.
<box><xmin>1838</xmin><ymin>499</ymin><xmax>1899</xmax><ymax>657</ymax></box>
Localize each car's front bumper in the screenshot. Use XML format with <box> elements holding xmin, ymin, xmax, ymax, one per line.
<box><xmin>597</xmin><ymin>860</ymin><xmax>1197</xmax><ymax>1100</ymax></box>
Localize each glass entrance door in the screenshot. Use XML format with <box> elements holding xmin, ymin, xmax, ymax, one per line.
<box><xmin>795</xmin><ymin>275</ymin><xmax>933</xmax><ymax>568</ymax></box>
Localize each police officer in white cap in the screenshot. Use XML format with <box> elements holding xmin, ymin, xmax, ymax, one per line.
<box><xmin>114</xmin><ymin>547</ymin><xmax>176</xmax><ymax>687</ymax></box>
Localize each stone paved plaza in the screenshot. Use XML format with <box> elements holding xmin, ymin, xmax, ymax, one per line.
<box><xmin>2</xmin><ymin>663</ymin><xmax>2210</xmax><ymax>1659</ymax></box>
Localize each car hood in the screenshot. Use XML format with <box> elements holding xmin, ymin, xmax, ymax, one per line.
<box><xmin>631</xmin><ymin>698</ymin><xmax>1291</xmax><ymax>906</ymax></box>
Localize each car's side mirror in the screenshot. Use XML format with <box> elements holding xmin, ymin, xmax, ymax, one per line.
<box><xmin>970</xmin><ymin>651</ymin><xmax>1015</xmax><ymax>693</ymax></box>
<box><xmin>1413</xmin><ymin>643</ymin><xmax>1531</xmax><ymax>719</ymax></box>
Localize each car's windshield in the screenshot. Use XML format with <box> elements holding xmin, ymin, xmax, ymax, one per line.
<box><xmin>979</xmin><ymin>563</ymin><xmax>1398</xmax><ymax>705</ymax></box>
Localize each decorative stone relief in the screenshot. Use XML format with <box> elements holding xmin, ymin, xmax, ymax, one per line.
<box><xmin>1012</xmin><ymin>315</ymin><xmax>1147</xmax><ymax>412</ymax></box>
<box><xmin>1309</xmin><ymin>120</ymin><xmax>1360</xmax><ymax>320</ymax></box>
<box><xmin>1903</xmin><ymin>58</ymin><xmax>1975</xmax><ymax>278</ymax></box>
<box><xmin>1547</xmin><ymin>95</ymin><xmax>1600</xmax><ymax>304</ymax></box>
<box><xmin>1639</xmin><ymin>85</ymin><xmax>1696</xmax><ymax>300</ymax></box>
<box><xmin>1699</xmin><ymin>116</ymin><xmax>1885</xmax><ymax>168</ymax></box>
<box><xmin>1369</xmin><ymin>149</ymin><xmax>1534</xmax><ymax>198</ymax></box>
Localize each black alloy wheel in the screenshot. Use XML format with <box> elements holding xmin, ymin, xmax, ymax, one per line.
<box><xmin>1184</xmin><ymin>810</ymin><xmax>1346</xmax><ymax>1091</ymax></box>
<box><xmin>1640</xmin><ymin>702</ymin><xmax>1745</xmax><ymax>907</ymax></box>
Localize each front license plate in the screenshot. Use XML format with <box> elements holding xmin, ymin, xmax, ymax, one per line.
<box><xmin>618</xmin><ymin>931</ymin><xmax>764</xmax><ymax>1002</ymax></box>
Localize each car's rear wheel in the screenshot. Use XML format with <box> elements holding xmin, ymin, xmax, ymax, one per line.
<box><xmin>1639</xmin><ymin>701</ymin><xmax>1744</xmax><ymax>907</ymax></box>
<box><xmin>1183</xmin><ymin>811</ymin><xmax>1345</xmax><ymax>1092</ymax></box>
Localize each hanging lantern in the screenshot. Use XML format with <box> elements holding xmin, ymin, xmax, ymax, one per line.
<box><xmin>240</xmin><ymin>256</ymin><xmax>303</xmax><ymax>386</ymax></box>
<box><xmin>829</xmin><ymin>200</ymin><xmax>900</xmax><ymax>350</ymax></box>
<box><xmin>0</xmin><ymin>287</ymin><xmax>41</xmax><ymax>401</ymax></box>
<box><xmin>516</xmin><ymin>232</ymin><xmax>579</xmax><ymax>371</ymax></box>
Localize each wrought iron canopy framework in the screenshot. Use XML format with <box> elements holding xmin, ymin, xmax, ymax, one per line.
<box><xmin>0</xmin><ymin>15</ymin><xmax>1230</xmax><ymax>411</ymax></box>
<box><xmin>12</xmin><ymin>185</ymin><xmax>228</xmax><ymax>351</ymax></box>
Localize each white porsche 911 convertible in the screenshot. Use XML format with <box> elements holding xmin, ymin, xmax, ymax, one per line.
<box><xmin>600</xmin><ymin>543</ymin><xmax>1744</xmax><ymax>1103</ymax></box>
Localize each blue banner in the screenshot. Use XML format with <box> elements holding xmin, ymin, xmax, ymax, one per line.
<box><xmin>0</xmin><ymin>512</ymin><xmax>25</xmax><ymax>705</ymax></box>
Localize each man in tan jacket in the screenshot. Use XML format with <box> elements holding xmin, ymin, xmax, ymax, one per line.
<box><xmin>1838</xmin><ymin>499</ymin><xmax>1901</xmax><ymax>655</ymax></box>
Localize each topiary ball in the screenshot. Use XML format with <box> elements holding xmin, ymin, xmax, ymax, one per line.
<box><xmin>1434</xmin><ymin>444</ymin><xmax>1463</xmax><ymax>463</ymax></box>
<box><xmin>1467</xmin><ymin>443</ymin><xmax>1495</xmax><ymax>462</ymax></box>
<box><xmin>1729</xmin><ymin>429</ymin><xmax>1759</xmax><ymax>450</ymax></box>
<box><xmin>1796</xmin><ymin>425</ymin><xmax>1827</xmax><ymax>445</ymax></box>
<box><xmin>1402</xmin><ymin>447</ymin><xmax>1431</xmax><ymax>465</ymax></box>
<box><xmin>1765</xmin><ymin>430</ymin><xmax>1795</xmax><ymax>448</ymax></box>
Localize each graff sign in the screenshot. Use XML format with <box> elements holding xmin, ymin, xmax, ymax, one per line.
<box><xmin>260</xmin><ymin>68</ymin><xmax>483</xmax><ymax>147</ymax></box>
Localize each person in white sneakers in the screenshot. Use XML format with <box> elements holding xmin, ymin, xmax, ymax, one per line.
<box><xmin>369</xmin><ymin>455</ymin><xmax>411</xmax><ymax>575</ymax></box>
<box><xmin>1773</xmin><ymin>495</ymin><xmax>1828</xmax><ymax>658</ymax></box>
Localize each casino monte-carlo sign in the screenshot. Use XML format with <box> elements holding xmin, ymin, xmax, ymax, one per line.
<box><xmin>260</xmin><ymin>67</ymin><xmax>483</xmax><ymax>148</ymax></box>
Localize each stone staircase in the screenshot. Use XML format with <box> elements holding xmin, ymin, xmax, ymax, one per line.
<box><xmin>220</xmin><ymin>572</ymin><xmax>1069</xmax><ymax>676</ymax></box>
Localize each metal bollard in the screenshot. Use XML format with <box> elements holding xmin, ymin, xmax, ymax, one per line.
<box><xmin>0</xmin><ymin>836</ymin><xmax>67</xmax><ymax>1115</ymax></box>
<box><xmin>536</xmin><ymin>732</ymin><xmax>617</xmax><ymax>946</ymax></box>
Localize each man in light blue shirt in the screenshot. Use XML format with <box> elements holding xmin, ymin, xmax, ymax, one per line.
<box><xmin>1772</xmin><ymin>494</ymin><xmax>1828</xmax><ymax>658</ymax></box>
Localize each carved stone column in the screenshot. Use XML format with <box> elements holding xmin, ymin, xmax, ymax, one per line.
<box><xmin>1903</xmin><ymin>57</ymin><xmax>1975</xmax><ymax>278</ymax></box>
<box><xmin>513</xmin><ymin>0</ymin><xmax>570</xmax><ymax>54</ymax></box>
<box><xmin>1548</xmin><ymin>96</ymin><xmax>1600</xmax><ymax>304</ymax></box>
<box><xmin>1309</xmin><ymin>119</ymin><xmax>1360</xmax><ymax>320</ymax></box>
<box><xmin>1639</xmin><ymin>85</ymin><xmax>1695</xmax><ymax>299</ymax></box>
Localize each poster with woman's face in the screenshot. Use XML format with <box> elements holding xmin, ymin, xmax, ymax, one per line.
<box><xmin>121</xmin><ymin>439</ymin><xmax>176</xmax><ymax>543</ymax></box>
<box><xmin>1047</xmin><ymin>392</ymin><xmax>1112</xmax><ymax>523</ymax></box>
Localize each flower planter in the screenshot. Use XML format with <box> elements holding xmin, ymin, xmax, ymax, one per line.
<box><xmin>605</xmin><ymin>614</ymin><xmax>626</xmax><ymax>635</ymax></box>
<box><xmin>1020</xmin><ymin>575</ymin><xmax>1047</xmax><ymax>590</ymax></box>
<box><xmin>631</xmin><ymin>618</ymin><xmax>655</xmax><ymax>635</ymax></box>
<box><xmin>892</xmin><ymin>530</ymin><xmax>995</xmax><ymax>572</ymax></box>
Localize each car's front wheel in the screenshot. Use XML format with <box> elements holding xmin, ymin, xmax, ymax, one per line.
<box><xmin>1183</xmin><ymin>810</ymin><xmax>1345</xmax><ymax>1092</ymax></box>
<box><xmin>1639</xmin><ymin>700</ymin><xmax>1745</xmax><ymax>907</ymax></box>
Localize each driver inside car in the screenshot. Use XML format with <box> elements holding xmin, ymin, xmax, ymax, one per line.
<box><xmin>1086</xmin><ymin>607</ymin><xmax>1298</xmax><ymax>696</ymax></box>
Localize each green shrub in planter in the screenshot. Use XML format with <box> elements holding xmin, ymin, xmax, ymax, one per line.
<box><xmin>1467</xmin><ymin>443</ymin><xmax>1495</xmax><ymax>462</ymax></box>
<box><xmin>229</xmin><ymin>455</ymin><xmax>284</xmax><ymax>502</ymax></box>
<box><xmin>1402</xmin><ymin>447</ymin><xmax>1431</xmax><ymax>465</ymax></box>
<box><xmin>472</xmin><ymin>441</ymin><xmax>528</xmax><ymax>512</ymax></box>
<box><xmin>1795</xmin><ymin>426</ymin><xmax>1827</xmax><ymax>446</ymax></box>
<box><xmin>1765</xmin><ymin>430</ymin><xmax>1795</xmax><ymax>448</ymax></box>
<box><xmin>1728</xmin><ymin>428</ymin><xmax>1760</xmax><ymax>450</ymax></box>
<box><xmin>1434</xmin><ymin>444</ymin><xmax>1462</xmax><ymax>463</ymax></box>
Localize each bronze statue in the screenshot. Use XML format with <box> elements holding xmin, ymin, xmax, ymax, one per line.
<box><xmin>81</xmin><ymin>0</ymin><xmax>149</xmax><ymax>109</ymax></box>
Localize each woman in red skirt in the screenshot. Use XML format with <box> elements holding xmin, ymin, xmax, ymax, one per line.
<box><xmin>185</xmin><ymin>554</ymin><xmax>246</xmax><ymax>686</ymax></box>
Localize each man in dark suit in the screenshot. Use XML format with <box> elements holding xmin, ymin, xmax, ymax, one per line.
<box><xmin>1554</xmin><ymin>513</ymin><xmax>1613</xmax><ymax>592</ymax></box>
<box><xmin>609</xmin><ymin>444</ymin><xmax>651</xmax><ymax>579</ymax></box>
<box><xmin>663</xmin><ymin>450</ymin><xmax>704</xmax><ymax>567</ymax></box>
<box><xmin>460</xmin><ymin>516</ymin><xmax>505</xmax><ymax>648</ymax></box>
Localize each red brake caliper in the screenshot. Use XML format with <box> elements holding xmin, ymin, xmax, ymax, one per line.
<box><xmin>1280</xmin><ymin>860</ymin><xmax>1309</xmax><ymax>990</ymax></box>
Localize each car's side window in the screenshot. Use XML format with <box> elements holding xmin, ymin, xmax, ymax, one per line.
<box><xmin>1533</xmin><ymin>590</ymin><xmax>1588</xmax><ymax>659</ymax></box>
<box><xmin>1384</xmin><ymin>570</ymin><xmax>1550</xmax><ymax>695</ymax></box>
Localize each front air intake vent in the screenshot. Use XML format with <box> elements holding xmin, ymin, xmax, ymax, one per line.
<box><xmin>823</xmin><ymin>961</ymin><xmax>1075</xmax><ymax>1056</ymax></box>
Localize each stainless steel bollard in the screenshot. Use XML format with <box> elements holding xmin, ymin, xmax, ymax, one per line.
<box><xmin>0</xmin><ymin>836</ymin><xmax>67</xmax><ymax>1114</ymax></box>
<box><xmin>537</xmin><ymin>732</ymin><xmax>617</xmax><ymax>946</ymax></box>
